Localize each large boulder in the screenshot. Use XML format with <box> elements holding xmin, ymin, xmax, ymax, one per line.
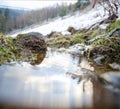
<box><xmin>16</xmin><ymin>32</ymin><xmax>47</xmax><ymax>65</ymax></box>
<box><xmin>17</xmin><ymin>32</ymin><xmax>47</xmax><ymax>53</ymax></box>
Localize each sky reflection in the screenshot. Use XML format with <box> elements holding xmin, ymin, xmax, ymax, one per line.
<box><xmin>0</xmin><ymin>49</ymin><xmax>91</xmax><ymax>108</ymax></box>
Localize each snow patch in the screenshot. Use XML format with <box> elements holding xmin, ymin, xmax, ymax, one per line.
<box><xmin>99</xmin><ymin>24</ymin><xmax>109</xmax><ymax>29</ymax></box>
<box><xmin>9</xmin><ymin>5</ymin><xmax>109</xmax><ymax>37</ymax></box>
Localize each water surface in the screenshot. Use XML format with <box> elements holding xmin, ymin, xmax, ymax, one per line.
<box><xmin>0</xmin><ymin>49</ymin><xmax>120</xmax><ymax>109</ymax></box>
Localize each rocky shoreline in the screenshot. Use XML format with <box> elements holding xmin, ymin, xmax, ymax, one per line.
<box><xmin>46</xmin><ymin>19</ymin><xmax>120</xmax><ymax>71</ymax></box>
<box><xmin>0</xmin><ymin>17</ymin><xmax>120</xmax><ymax>70</ymax></box>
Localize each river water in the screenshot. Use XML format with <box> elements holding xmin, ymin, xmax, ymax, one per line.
<box><xmin>0</xmin><ymin>48</ymin><xmax>120</xmax><ymax>109</ymax></box>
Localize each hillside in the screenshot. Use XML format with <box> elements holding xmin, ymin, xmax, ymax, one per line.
<box><xmin>9</xmin><ymin>4</ymin><xmax>119</xmax><ymax>37</ymax></box>
<box><xmin>0</xmin><ymin>7</ymin><xmax>27</xmax><ymax>17</ymax></box>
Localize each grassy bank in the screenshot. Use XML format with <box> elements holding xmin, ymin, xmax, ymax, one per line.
<box><xmin>0</xmin><ymin>33</ymin><xmax>46</xmax><ymax>65</ymax></box>
<box><xmin>47</xmin><ymin>19</ymin><xmax>120</xmax><ymax>65</ymax></box>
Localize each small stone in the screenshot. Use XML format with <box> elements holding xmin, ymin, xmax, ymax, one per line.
<box><xmin>109</xmin><ymin>63</ymin><xmax>120</xmax><ymax>71</ymax></box>
<box><xmin>94</xmin><ymin>56</ymin><xmax>105</xmax><ymax>65</ymax></box>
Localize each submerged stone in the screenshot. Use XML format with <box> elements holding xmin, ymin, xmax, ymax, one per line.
<box><xmin>109</xmin><ymin>63</ymin><xmax>120</xmax><ymax>71</ymax></box>
<box><xmin>94</xmin><ymin>56</ymin><xmax>105</xmax><ymax>65</ymax></box>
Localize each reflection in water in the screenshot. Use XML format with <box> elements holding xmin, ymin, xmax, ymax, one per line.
<box><xmin>0</xmin><ymin>49</ymin><xmax>120</xmax><ymax>109</ymax></box>
<box><xmin>31</xmin><ymin>53</ymin><xmax>46</xmax><ymax>65</ymax></box>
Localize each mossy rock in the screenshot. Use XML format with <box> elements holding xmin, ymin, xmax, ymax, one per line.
<box><xmin>88</xmin><ymin>36</ymin><xmax>120</xmax><ymax>64</ymax></box>
<box><xmin>0</xmin><ymin>32</ymin><xmax>47</xmax><ymax>65</ymax></box>
<box><xmin>17</xmin><ymin>32</ymin><xmax>47</xmax><ymax>53</ymax></box>
<box><xmin>107</xmin><ymin>20</ymin><xmax>120</xmax><ymax>32</ymax></box>
<box><xmin>16</xmin><ymin>33</ymin><xmax>26</xmax><ymax>39</ymax></box>
<box><xmin>0</xmin><ymin>35</ymin><xmax>21</xmax><ymax>64</ymax></box>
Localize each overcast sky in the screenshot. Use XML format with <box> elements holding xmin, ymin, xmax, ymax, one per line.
<box><xmin>0</xmin><ymin>0</ymin><xmax>77</xmax><ymax>10</ymax></box>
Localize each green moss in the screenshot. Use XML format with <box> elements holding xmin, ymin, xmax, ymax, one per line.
<box><xmin>0</xmin><ymin>33</ymin><xmax>45</xmax><ymax>65</ymax></box>
<box><xmin>89</xmin><ymin>36</ymin><xmax>120</xmax><ymax>64</ymax></box>
<box><xmin>47</xmin><ymin>19</ymin><xmax>120</xmax><ymax>49</ymax></box>
<box><xmin>47</xmin><ymin>37</ymin><xmax>71</xmax><ymax>48</ymax></box>
<box><xmin>16</xmin><ymin>33</ymin><xmax>26</xmax><ymax>39</ymax></box>
<box><xmin>47</xmin><ymin>32</ymin><xmax>86</xmax><ymax>48</ymax></box>
<box><xmin>70</xmin><ymin>33</ymin><xmax>84</xmax><ymax>45</ymax></box>
<box><xmin>107</xmin><ymin>20</ymin><xmax>120</xmax><ymax>32</ymax></box>
<box><xmin>0</xmin><ymin>33</ymin><xmax>3</xmax><ymax>38</ymax></box>
<box><xmin>92</xmin><ymin>37</ymin><xmax>111</xmax><ymax>46</ymax></box>
<box><xmin>48</xmin><ymin>31</ymin><xmax>62</xmax><ymax>38</ymax></box>
<box><xmin>89</xmin><ymin>28</ymin><xmax>106</xmax><ymax>40</ymax></box>
<box><xmin>90</xmin><ymin>31</ymin><xmax>98</xmax><ymax>39</ymax></box>
<box><xmin>56</xmin><ymin>38</ymin><xmax>70</xmax><ymax>48</ymax></box>
<box><xmin>0</xmin><ymin>35</ymin><xmax>20</xmax><ymax>64</ymax></box>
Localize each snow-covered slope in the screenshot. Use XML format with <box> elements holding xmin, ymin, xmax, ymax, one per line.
<box><xmin>9</xmin><ymin>5</ymin><xmax>109</xmax><ymax>37</ymax></box>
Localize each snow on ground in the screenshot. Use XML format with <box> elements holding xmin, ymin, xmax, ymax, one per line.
<box><xmin>9</xmin><ymin>5</ymin><xmax>109</xmax><ymax>37</ymax></box>
<box><xmin>118</xmin><ymin>6</ymin><xmax>120</xmax><ymax>19</ymax></box>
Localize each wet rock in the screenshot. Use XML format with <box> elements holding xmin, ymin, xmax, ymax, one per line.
<box><xmin>109</xmin><ymin>63</ymin><xmax>120</xmax><ymax>71</ymax></box>
<box><xmin>68</xmin><ymin>44</ymin><xmax>91</xmax><ymax>56</ymax></box>
<box><xmin>17</xmin><ymin>32</ymin><xmax>47</xmax><ymax>53</ymax></box>
<box><xmin>68</xmin><ymin>43</ymin><xmax>85</xmax><ymax>56</ymax></box>
<box><xmin>94</xmin><ymin>56</ymin><xmax>105</xmax><ymax>65</ymax></box>
<box><xmin>101</xmin><ymin>71</ymin><xmax>120</xmax><ymax>88</ymax></box>
<box><xmin>25</xmin><ymin>32</ymin><xmax>43</xmax><ymax>38</ymax></box>
<box><xmin>16</xmin><ymin>32</ymin><xmax>47</xmax><ymax>65</ymax></box>
<box><xmin>87</xmin><ymin>36</ymin><xmax>120</xmax><ymax>65</ymax></box>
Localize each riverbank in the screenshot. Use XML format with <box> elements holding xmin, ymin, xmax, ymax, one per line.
<box><xmin>1</xmin><ymin>19</ymin><xmax>120</xmax><ymax>69</ymax></box>
<box><xmin>0</xmin><ymin>20</ymin><xmax>120</xmax><ymax>109</ymax></box>
<box><xmin>0</xmin><ymin>32</ymin><xmax>47</xmax><ymax>65</ymax></box>
<box><xmin>47</xmin><ymin>18</ymin><xmax>120</xmax><ymax>69</ymax></box>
